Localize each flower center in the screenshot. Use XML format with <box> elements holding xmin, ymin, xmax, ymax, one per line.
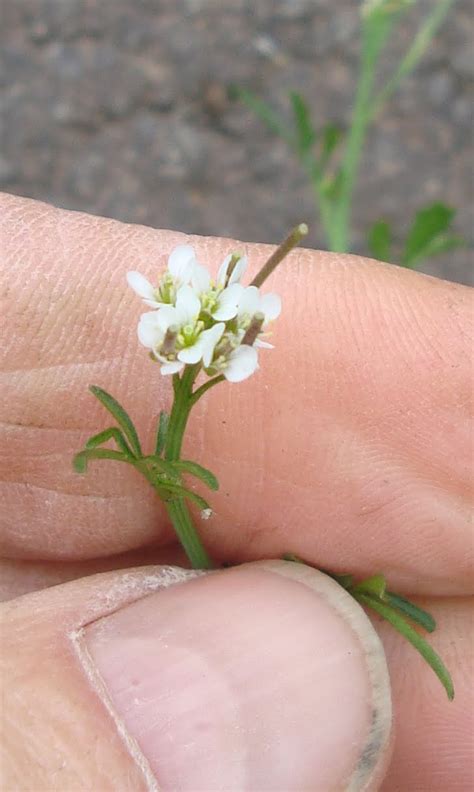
<box><xmin>155</xmin><ymin>273</ymin><xmax>177</xmax><ymax>305</ymax></box>
<box><xmin>177</xmin><ymin>320</ymin><xmax>204</xmax><ymax>349</ymax></box>
<box><xmin>200</xmin><ymin>287</ymin><xmax>221</xmax><ymax>315</ymax></box>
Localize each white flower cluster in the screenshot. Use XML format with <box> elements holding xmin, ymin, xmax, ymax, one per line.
<box><xmin>127</xmin><ymin>245</ymin><xmax>281</xmax><ymax>382</ymax></box>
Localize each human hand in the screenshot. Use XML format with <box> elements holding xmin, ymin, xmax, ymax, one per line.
<box><xmin>1</xmin><ymin>193</ymin><xmax>472</xmax><ymax>790</ymax></box>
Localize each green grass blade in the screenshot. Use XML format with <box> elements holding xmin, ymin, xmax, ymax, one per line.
<box><xmin>89</xmin><ymin>386</ymin><xmax>142</xmax><ymax>457</ymax></box>
<box><xmin>357</xmin><ymin>592</ymin><xmax>454</xmax><ymax>700</ymax></box>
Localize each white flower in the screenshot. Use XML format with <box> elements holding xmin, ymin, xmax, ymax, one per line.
<box><xmin>216</xmin><ymin>254</ymin><xmax>248</xmax><ymax>287</ymax></box>
<box><xmin>137</xmin><ymin>285</ymin><xmax>224</xmax><ymax>375</ymax></box>
<box><xmin>223</xmin><ymin>345</ymin><xmax>259</xmax><ymax>382</ymax></box>
<box><xmin>236</xmin><ymin>285</ymin><xmax>281</xmax><ymax>348</ymax></box>
<box><xmin>130</xmin><ymin>243</ymin><xmax>282</xmax><ymax>384</ymax></box>
<box><xmin>191</xmin><ymin>264</ymin><xmax>244</xmax><ymax>321</ymax></box>
<box><xmin>127</xmin><ymin>245</ymin><xmax>198</xmax><ymax>309</ymax></box>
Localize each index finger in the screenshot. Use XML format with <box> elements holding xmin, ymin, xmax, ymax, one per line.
<box><xmin>1</xmin><ymin>193</ymin><xmax>472</xmax><ymax>594</ymax></box>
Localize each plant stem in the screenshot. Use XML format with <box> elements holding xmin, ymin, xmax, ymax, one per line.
<box><xmin>163</xmin><ymin>365</ymin><xmax>215</xmax><ymax>569</ymax></box>
<box><xmin>251</xmin><ymin>223</ymin><xmax>308</xmax><ymax>287</ymax></box>
<box><xmin>164</xmin><ymin>367</ymin><xmax>197</xmax><ymax>462</ymax></box>
<box><xmin>328</xmin><ymin>33</ymin><xmax>381</xmax><ymax>252</ymax></box>
<box><xmin>191</xmin><ymin>375</ymin><xmax>225</xmax><ymax>406</ymax></box>
<box><xmin>370</xmin><ymin>0</ymin><xmax>455</xmax><ymax>121</ymax></box>
<box><xmin>165</xmin><ymin>497</ymin><xmax>214</xmax><ymax>569</ymax></box>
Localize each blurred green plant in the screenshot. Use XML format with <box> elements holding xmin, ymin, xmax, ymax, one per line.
<box><xmin>235</xmin><ymin>0</ymin><xmax>465</xmax><ymax>268</ymax></box>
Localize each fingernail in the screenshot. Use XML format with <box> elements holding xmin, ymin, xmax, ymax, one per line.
<box><xmin>83</xmin><ymin>561</ymin><xmax>391</xmax><ymax>791</ymax></box>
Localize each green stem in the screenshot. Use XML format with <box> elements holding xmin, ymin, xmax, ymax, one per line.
<box><xmin>165</xmin><ymin>497</ymin><xmax>214</xmax><ymax>569</ymax></box>
<box><xmin>164</xmin><ymin>367</ymin><xmax>197</xmax><ymax>462</ymax></box>
<box><xmin>328</xmin><ymin>36</ymin><xmax>380</xmax><ymax>252</ymax></box>
<box><xmin>163</xmin><ymin>365</ymin><xmax>215</xmax><ymax>569</ymax></box>
<box><xmin>191</xmin><ymin>375</ymin><xmax>225</xmax><ymax>406</ymax></box>
<box><xmin>370</xmin><ymin>0</ymin><xmax>455</xmax><ymax>121</ymax></box>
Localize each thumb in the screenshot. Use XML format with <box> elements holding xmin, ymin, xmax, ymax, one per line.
<box><xmin>2</xmin><ymin>561</ymin><xmax>392</xmax><ymax>791</ymax></box>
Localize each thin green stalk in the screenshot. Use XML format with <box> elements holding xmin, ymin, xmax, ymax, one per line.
<box><xmin>370</xmin><ymin>0</ymin><xmax>455</xmax><ymax>120</ymax></box>
<box><xmin>309</xmin><ymin>175</ymin><xmax>335</xmax><ymax>247</ymax></box>
<box><xmin>297</xmin><ymin>152</ymin><xmax>335</xmax><ymax>250</ymax></box>
<box><xmin>328</xmin><ymin>35</ymin><xmax>382</xmax><ymax>251</ymax></box>
<box><xmin>191</xmin><ymin>375</ymin><xmax>225</xmax><ymax>406</ymax></box>
<box><xmin>164</xmin><ymin>367</ymin><xmax>197</xmax><ymax>462</ymax></box>
<box><xmin>161</xmin><ymin>365</ymin><xmax>215</xmax><ymax>569</ymax></box>
<box><xmin>165</xmin><ymin>497</ymin><xmax>214</xmax><ymax>569</ymax></box>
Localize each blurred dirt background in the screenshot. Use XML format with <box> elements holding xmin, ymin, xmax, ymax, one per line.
<box><xmin>1</xmin><ymin>0</ymin><xmax>473</xmax><ymax>283</ymax></box>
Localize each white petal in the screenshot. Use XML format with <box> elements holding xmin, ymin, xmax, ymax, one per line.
<box><xmin>127</xmin><ymin>271</ymin><xmax>155</xmax><ymax>300</ymax></box>
<box><xmin>153</xmin><ymin>305</ymin><xmax>178</xmax><ymax>332</ymax></box>
<box><xmin>254</xmin><ymin>338</ymin><xmax>274</xmax><ymax>349</ymax></box>
<box><xmin>168</xmin><ymin>245</ymin><xmax>197</xmax><ymax>282</ymax></box>
<box><xmin>191</xmin><ymin>264</ymin><xmax>211</xmax><ymax>294</ymax></box>
<box><xmin>175</xmin><ymin>285</ymin><xmax>201</xmax><ymax>323</ymax></box>
<box><xmin>212</xmin><ymin>283</ymin><xmax>244</xmax><ymax>321</ymax></box>
<box><xmin>229</xmin><ymin>256</ymin><xmax>248</xmax><ymax>285</ymax></box>
<box><xmin>237</xmin><ymin>285</ymin><xmax>260</xmax><ymax>318</ymax></box>
<box><xmin>224</xmin><ymin>345</ymin><xmax>259</xmax><ymax>383</ymax></box>
<box><xmin>200</xmin><ymin>323</ymin><xmax>225</xmax><ymax>367</ymax></box>
<box><xmin>137</xmin><ymin>314</ymin><xmax>163</xmax><ymax>349</ymax></box>
<box><xmin>217</xmin><ymin>254</ymin><xmax>248</xmax><ymax>287</ymax></box>
<box><xmin>260</xmin><ymin>292</ymin><xmax>281</xmax><ymax>322</ymax></box>
<box><xmin>143</xmin><ymin>298</ymin><xmax>162</xmax><ymax>308</ymax></box>
<box><xmin>160</xmin><ymin>360</ymin><xmax>184</xmax><ymax>375</ymax></box>
<box><xmin>177</xmin><ymin>343</ymin><xmax>204</xmax><ymax>364</ymax></box>
<box><xmin>216</xmin><ymin>254</ymin><xmax>232</xmax><ymax>287</ymax></box>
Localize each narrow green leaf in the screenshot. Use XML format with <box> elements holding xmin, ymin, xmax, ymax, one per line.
<box><xmin>318</xmin><ymin>123</ymin><xmax>343</xmax><ymax>171</ymax></box>
<box><xmin>73</xmin><ymin>448</ymin><xmax>130</xmax><ymax>473</ymax></box>
<box><xmin>160</xmin><ymin>483</ymin><xmax>211</xmax><ymax>512</ymax></box>
<box><xmin>141</xmin><ymin>455</ymin><xmax>180</xmax><ymax>481</ymax></box>
<box><xmin>352</xmin><ymin>574</ymin><xmax>387</xmax><ymax>598</ymax></box>
<box><xmin>85</xmin><ymin>427</ymin><xmax>134</xmax><ymax>456</ymax></box>
<box><xmin>233</xmin><ymin>86</ymin><xmax>294</xmax><ymax>145</ymax></box>
<box><xmin>290</xmin><ymin>91</ymin><xmax>317</xmax><ymax>155</ymax></box>
<box><xmin>73</xmin><ymin>453</ymin><xmax>88</xmax><ymax>473</ymax></box>
<box><xmin>321</xmin><ymin>170</ymin><xmax>343</xmax><ymax>201</ymax></box>
<box><xmin>155</xmin><ymin>411</ymin><xmax>169</xmax><ymax>456</ymax></box>
<box><xmin>368</xmin><ymin>219</ymin><xmax>392</xmax><ymax>262</ymax></box>
<box><xmin>357</xmin><ymin>593</ymin><xmax>454</xmax><ymax>700</ymax></box>
<box><xmin>411</xmin><ymin>233</ymin><xmax>466</xmax><ymax>262</ymax></box>
<box><xmin>89</xmin><ymin>386</ymin><xmax>142</xmax><ymax>457</ymax></box>
<box><xmin>173</xmin><ymin>460</ymin><xmax>219</xmax><ymax>491</ymax></box>
<box><xmin>385</xmin><ymin>591</ymin><xmax>436</xmax><ymax>632</ymax></box>
<box><xmin>402</xmin><ymin>202</ymin><xmax>456</xmax><ymax>267</ymax></box>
